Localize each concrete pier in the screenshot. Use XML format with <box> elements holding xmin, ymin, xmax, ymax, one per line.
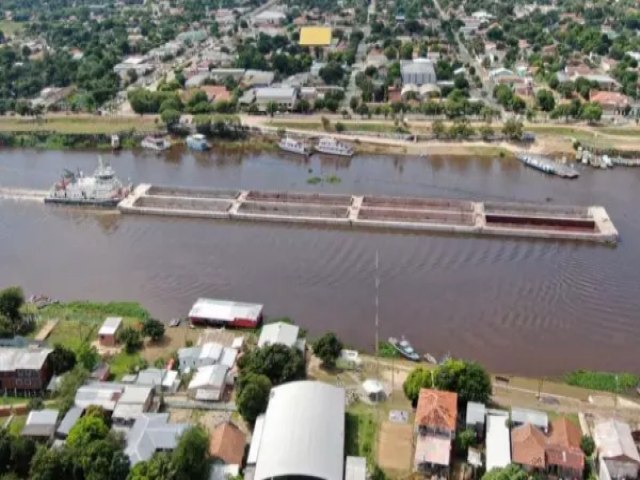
<box><xmin>117</xmin><ymin>184</ymin><xmax>619</xmax><ymax>244</ymax></box>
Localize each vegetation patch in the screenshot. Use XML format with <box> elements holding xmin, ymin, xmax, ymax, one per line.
<box><xmin>564</xmin><ymin>370</ymin><xmax>639</xmax><ymax>393</ymax></box>
<box><xmin>345</xmin><ymin>404</ymin><xmax>378</xmax><ymax>461</ymax></box>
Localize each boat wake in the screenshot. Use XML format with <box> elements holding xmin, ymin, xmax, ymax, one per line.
<box><xmin>0</xmin><ymin>187</ymin><xmax>47</xmax><ymax>202</ymax></box>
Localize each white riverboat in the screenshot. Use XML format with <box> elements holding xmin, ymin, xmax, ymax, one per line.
<box><xmin>278</xmin><ymin>136</ymin><xmax>310</xmax><ymax>155</ymax></box>
<box><xmin>186</xmin><ymin>134</ymin><xmax>211</xmax><ymax>151</ymax></box>
<box><xmin>315</xmin><ymin>137</ymin><xmax>353</xmax><ymax>157</ymax></box>
<box><xmin>141</xmin><ymin>136</ymin><xmax>171</xmax><ymax>151</ymax></box>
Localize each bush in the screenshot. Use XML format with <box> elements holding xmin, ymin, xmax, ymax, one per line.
<box><xmin>141</xmin><ymin>318</ymin><xmax>165</xmax><ymax>342</ymax></box>
<box><xmin>564</xmin><ymin>370</ymin><xmax>639</xmax><ymax>393</ymax></box>
<box><xmin>581</xmin><ymin>435</ymin><xmax>595</xmax><ymax>456</ymax></box>
<box><xmin>403</xmin><ymin>367</ymin><xmax>433</xmax><ymax>404</ymax></box>
<box><xmin>118</xmin><ymin>327</ymin><xmax>143</xmax><ymax>354</ymax></box>
<box><xmin>312</xmin><ymin>332</ymin><xmax>343</xmax><ymax>368</ymax></box>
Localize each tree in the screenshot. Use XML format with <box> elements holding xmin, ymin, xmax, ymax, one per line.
<box><xmin>434</xmin><ymin>359</ymin><xmax>491</xmax><ymax>404</ymax></box>
<box><xmin>160</xmin><ymin>108</ymin><xmax>181</xmax><ymax>128</ymax></box>
<box><xmin>66</xmin><ymin>415</ymin><xmax>109</xmax><ymax>449</ymax></box>
<box><xmin>128</xmin><ymin>452</ymin><xmax>174</xmax><ymax>480</ymax></box>
<box><xmin>9</xmin><ymin>436</ymin><xmax>36</xmax><ymax>478</ymax></box>
<box><xmin>76</xmin><ymin>343</ymin><xmax>99</xmax><ymax>371</ymax></box>
<box><xmin>312</xmin><ymin>332</ymin><xmax>343</xmax><ymax>368</ymax></box>
<box><xmin>266</xmin><ymin>101</ymin><xmax>278</xmax><ymax>117</ymax></box>
<box><xmin>432</xmin><ymin>119</ymin><xmax>446</xmax><ymax>139</ymax></box>
<box><xmin>141</xmin><ymin>318</ymin><xmax>165</xmax><ymax>342</ymax></box>
<box><xmin>481</xmin><ymin>464</ymin><xmax>528</xmax><ymax>480</ymax></box>
<box><xmin>581</xmin><ymin>435</ymin><xmax>595</xmax><ymax>456</ymax></box>
<box><xmin>237</xmin><ymin>373</ymin><xmax>272</xmax><ymax>425</ymax></box>
<box><xmin>580</xmin><ymin>102</ymin><xmax>602</xmax><ymax>123</ymax></box>
<box><xmin>456</xmin><ymin>428</ymin><xmax>477</xmax><ymax>453</ymax></box>
<box><xmin>172</xmin><ymin>427</ymin><xmax>209</xmax><ymax>480</ymax></box>
<box><xmin>30</xmin><ymin>446</ymin><xmax>72</xmax><ymax>480</ymax></box>
<box><xmin>400</xmin><ymin>42</ymin><xmax>414</xmax><ymax>60</ymax></box>
<box><xmin>536</xmin><ymin>89</ymin><xmax>555</xmax><ymax>112</ymax></box>
<box><xmin>50</xmin><ymin>344</ymin><xmax>76</xmax><ymax>375</ymax></box>
<box><xmin>403</xmin><ymin>367</ymin><xmax>433</xmax><ymax>404</ymax></box>
<box><xmin>384</xmin><ymin>46</ymin><xmax>397</xmax><ymax>60</ymax></box>
<box><xmin>0</xmin><ymin>287</ymin><xmax>24</xmax><ymax>324</ymax></box>
<box><xmin>502</xmin><ymin>118</ymin><xmax>524</xmax><ymax>140</ymax></box>
<box><xmin>480</xmin><ymin>124</ymin><xmax>494</xmax><ymax>141</ymax></box>
<box><xmin>335</xmin><ymin>122</ymin><xmax>346</xmax><ymax>132</ymax></box>
<box><xmin>349</xmin><ymin>96</ymin><xmax>359</xmax><ymax>111</ymax></box>
<box><xmin>238</xmin><ymin>343</ymin><xmax>305</xmax><ymax>386</ymax></box>
<box><xmin>319</xmin><ymin>62</ymin><xmax>345</xmax><ymax>85</ymax></box>
<box><xmin>27</xmin><ymin>397</ymin><xmax>44</xmax><ymax>411</ymax></box>
<box><xmin>118</xmin><ymin>327</ymin><xmax>143</xmax><ymax>354</ymax></box>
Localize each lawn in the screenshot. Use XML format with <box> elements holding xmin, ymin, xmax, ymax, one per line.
<box><xmin>345</xmin><ymin>403</ymin><xmax>379</xmax><ymax>461</ymax></box>
<box><xmin>0</xmin><ymin>116</ymin><xmax>160</xmax><ymax>134</ymax></box>
<box><xmin>0</xmin><ymin>396</ymin><xmax>29</xmax><ymax>406</ymax></box>
<box><xmin>108</xmin><ymin>351</ymin><xmax>146</xmax><ymax>380</ymax></box>
<box><xmin>0</xmin><ymin>20</ymin><xmax>25</xmax><ymax>36</ymax></box>
<box><xmin>268</xmin><ymin>120</ymin><xmax>402</xmax><ymax>134</ymax></box>
<box><xmin>564</xmin><ymin>370</ymin><xmax>639</xmax><ymax>394</ymax></box>
<box><xmin>6</xmin><ymin>415</ymin><xmax>26</xmax><ymax>436</ymax></box>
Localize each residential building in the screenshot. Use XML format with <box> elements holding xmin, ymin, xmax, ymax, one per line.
<box><xmin>401</xmin><ymin>59</ymin><xmax>437</xmax><ymax>86</ymax></box>
<box><xmin>299</xmin><ymin>26</ymin><xmax>333</xmax><ymax>47</ymax></box>
<box><xmin>113</xmin><ymin>56</ymin><xmax>154</xmax><ymax>78</ymax></box>
<box><xmin>546</xmin><ymin>417</ymin><xmax>585</xmax><ymax>479</ymax></box>
<box><xmin>590</xmin><ymin>91</ymin><xmax>630</xmax><ymax>114</ymax></box>
<box><xmin>511</xmin><ymin>407</ymin><xmax>549</xmax><ymax>433</ymax></box>
<box><xmin>178</xmin><ymin>342</ymin><xmax>238</xmax><ymax>371</ymax></box>
<box><xmin>465</xmin><ymin>402</ymin><xmax>486</xmax><ymax>438</ymax></box>
<box><xmin>0</xmin><ymin>347</ymin><xmax>53</xmax><ymax>394</ymax></box>
<box><xmin>511</xmin><ymin>424</ymin><xmax>547</xmax><ymax>471</ymax></box>
<box><xmin>187</xmin><ymin>364</ymin><xmax>229</xmax><ymax>401</ymax></box>
<box><xmin>594</xmin><ymin>419</ymin><xmax>640</xmax><ymax>480</ymax></box>
<box><xmin>74</xmin><ymin>382</ymin><xmax>123</xmax><ymax>411</ymax></box>
<box><xmin>197</xmin><ymin>85</ymin><xmax>232</xmax><ymax>103</ymax></box>
<box><xmin>258</xmin><ymin>322</ymin><xmax>305</xmax><ymax>350</ymax></box>
<box><xmin>486</xmin><ymin>410</ymin><xmax>511</xmax><ymax>471</ymax></box>
<box><xmin>242</xmin><ymin>70</ymin><xmax>275</xmax><ymax>88</ymax></box>
<box><xmin>21</xmin><ymin>409</ymin><xmax>59</xmax><ymax>441</ymax></box>
<box><xmin>98</xmin><ymin>317</ymin><xmax>122</xmax><ymax>347</ymax></box>
<box><xmin>253</xmin><ymin>10</ymin><xmax>286</xmax><ymax>26</ymax></box>
<box><xmin>176</xmin><ymin>30</ymin><xmax>207</xmax><ymax>45</ymax></box>
<box><xmin>489</xmin><ymin>68</ymin><xmax>515</xmax><ymax>81</ymax></box>
<box><xmin>414</xmin><ymin>389</ymin><xmax>458</xmax><ymax>474</ymax></box>
<box><xmin>209</xmin><ymin>421</ymin><xmax>246</xmax><ymax>472</ymax></box>
<box><xmin>55</xmin><ymin>406</ymin><xmax>83</xmax><ymax>441</ymax></box>
<box><xmin>345</xmin><ymin>456</ymin><xmax>367</xmax><ymax>480</ymax></box>
<box><xmin>133</xmin><ymin>368</ymin><xmax>179</xmax><ymax>393</ymax></box>
<box><xmin>125</xmin><ymin>413</ymin><xmax>190</xmax><ymax>465</ymax></box>
<box><xmin>255</xmin><ymin>87</ymin><xmax>298</xmax><ymax>110</ymax></box>
<box><xmin>188</xmin><ymin>298</ymin><xmax>264</xmax><ymax>328</ymax></box>
<box><xmin>247</xmin><ymin>381</ymin><xmax>345</xmax><ymax>480</ymax></box>
<box><xmin>112</xmin><ymin>385</ymin><xmax>154</xmax><ymax>425</ymax></box>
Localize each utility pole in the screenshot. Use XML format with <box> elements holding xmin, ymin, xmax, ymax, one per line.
<box><xmin>375</xmin><ymin>250</ymin><xmax>380</xmax><ymax>379</ymax></box>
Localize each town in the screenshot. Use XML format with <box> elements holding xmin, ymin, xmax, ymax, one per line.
<box><xmin>0</xmin><ymin>286</ymin><xmax>638</xmax><ymax>480</ymax></box>
<box><xmin>1</xmin><ymin>0</ymin><xmax>640</xmax><ymax>159</ymax></box>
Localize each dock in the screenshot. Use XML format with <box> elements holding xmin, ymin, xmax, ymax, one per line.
<box><xmin>118</xmin><ymin>184</ymin><xmax>619</xmax><ymax>244</ymax></box>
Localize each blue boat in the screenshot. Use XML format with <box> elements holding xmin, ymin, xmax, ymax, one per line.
<box><xmin>186</xmin><ymin>134</ymin><xmax>211</xmax><ymax>151</ymax></box>
<box><xmin>388</xmin><ymin>336</ymin><xmax>420</xmax><ymax>361</ymax></box>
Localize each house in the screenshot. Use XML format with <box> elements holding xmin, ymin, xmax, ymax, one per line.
<box><xmin>486</xmin><ymin>410</ymin><xmax>511</xmax><ymax>471</ymax></box>
<box><xmin>176</xmin><ymin>30</ymin><xmax>207</xmax><ymax>45</ymax></box>
<box><xmin>74</xmin><ymin>382</ymin><xmax>123</xmax><ymax>411</ymax></box>
<box><xmin>414</xmin><ymin>389</ymin><xmax>458</xmax><ymax>474</ymax></box>
<box><xmin>594</xmin><ymin>419</ymin><xmax>640</xmax><ymax>480</ymax></box>
<box><xmin>247</xmin><ymin>381</ymin><xmax>345</xmax><ymax>480</ymax></box>
<box><xmin>546</xmin><ymin>417</ymin><xmax>585</xmax><ymax>479</ymax></box>
<box><xmin>511</xmin><ymin>424</ymin><xmax>547</xmax><ymax>471</ymax></box>
<box><xmin>489</xmin><ymin>68</ymin><xmax>515</xmax><ymax>81</ymax></box>
<box><xmin>187</xmin><ymin>364</ymin><xmax>229</xmax><ymax>401</ymax></box>
<box><xmin>511</xmin><ymin>407</ymin><xmax>549</xmax><ymax>433</ymax></box>
<box><xmin>466</xmin><ymin>402</ymin><xmax>486</xmax><ymax>438</ymax></box>
<box><xmin>299</xmin><ymin>26</ymin><xmax>332</xmax><ymax>47</ymax></box>
<box><xmin>21</xmin><ymin>409</ymin><xmax>58</xmax><ymax>441</ymax></box>
<box><xmin>345</xmin><ymin>456</ymin><xmax>367</xmax><ymax>480</ymax></box>
<box><xmin>253</xmin><ymin>10</ymin><xmax>286</xmax><ymax>26</ymax></box>
<box><xmin>242</xmin><ymin>70</ymin><xmax>275</xmax><ymax>88</ymax></box>
<box><xmin>589</xmin><ymin>91</ymin><xmax>630</xmax><ymax>114</ymax></box>
<box><xmin>111</xmin><ymin>385</ymin><xmax>154</xmax><ymax>425</ymax></box>
<box><xmin>258</xmin><ymin>322</ymin><xmax>305</xmax><ymax>351</ymax></box>
<box><xmin>134</xmin><ymin>368</ymin><xmax>179</xmax><ymax>393</ymax></box>
<box><xmin>198</xmin><ymin>85</ymin><xmax>232</xmax><ymax>104</ymax></box>
<box><xmin>177</xmin><ymin>343</ymin><xmax>238</xmax><ymax>371</ymax></box>
<box><xmin>400</xmin><ymin>59</ymin><xmax>437</xmax><ymax>86</ymax></box>
<box><xmin>98</xmin><ymin>317</ymin><xmax>122</xmax><ymax>347</ymax></box>
<box><xmin>113</xmin><ymin>56</ymin><xmax>154</xmax><ymax>78</ymax></box>
<box><xmin>55</xmin><ymin>406</ymin><xmax>83</xmax><ymax>441</ymax></box>
<box><xmin>125</xmin><ymin>413</ymin><xmax>190</xmax><ymax>465</ymax></box>
<box><xmin>209</xmin><ymin>421</ymin><xmax>246</xmax><ymax>473</ymax></box>
<box><xmin>255</xmin><ymin>87</ymin><xmax>298</xmax><ymax>110</ymax></box>
<box><xmin>0</xmin><ymin>347</ymin><xmax>53</xmax><ymax>394</ymax></box>
<box><xmin>189</xmin><ymin>298</ymin><xmax>263</xmax><ymax>328</ymax></box>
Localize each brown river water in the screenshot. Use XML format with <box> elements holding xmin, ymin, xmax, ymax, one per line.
<box><xmin>0</xmin><ymin>147</ymin><xmax>639</xmax><ymax>376</ymax></box>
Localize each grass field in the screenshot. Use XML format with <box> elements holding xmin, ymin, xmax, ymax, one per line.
<box><xmin>108</xmin><ymin>351</ymin><xmax>146</xmax><ymax>379</ymax></box>
<box><xmin>345</xmin><ymin>403</ymin><xmax>378</xmax><ymax>460</ymax></box>
<box><xmin>0</xmin><ymin>116</ymin><xmax>160</xmax><ymax>134</ymax></box>
<box><xmin>0</xmin><ymin>20</ymin><xmax>25</xmax><ymax>36</ymax></box>
<box><xmin>268</xmin><ymin>120</ymin><xmax>401</xmax><ymax>134</ymax></box>
<box><xmin>6</xmin><ymin>415</ymin><xmax>26</xmax><ymax>436</ymax></box>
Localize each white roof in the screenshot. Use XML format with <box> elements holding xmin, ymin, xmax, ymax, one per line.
<box><xmin>99</xmin><ymin>316</ymin><xmax>122</xmax><ymax>336</ymax></box>
<box><xmin>199</xmin><ymin>342</ymin><xmax>223</xmax><ymax>362</ymax></box>
<box><xmin>231</xmin><ymin>337</ymin><xmax>244</xmax><ymax>349</ymax></box>
<box><xmin>345</xmin><ymin>457</ymin><xmax>367</xmax><ymax>480</ymax></box>
<box><xmin>362</xmin><ymin>379</ymin><xmax>384</xmax><ymax>395</ymax></box>
<box><xmin>594</xmin><ymin>419</ymin><xmax>640</xmax><ymax>463</ymax></box>
<box><xmin>118</xmin><ymin>385</ymin><xmax>153</xmax><ymax>404</ymax></box>
<box><xmin>188</xmin><ymin>364</ymin><xmax>228</xmax><ymax>390</ymax></box>
<box><xmin>247</xmin><ymin>415</ymin><xmax>266</xmax><ymax>465</ymax></box>
<box><xmin>254</xmin><ymin>381</ymin><xmax>345</xmax><ymax>480</ymax></box>
<box><xmin>75</xmin><ymin>382</ymin><xmax>124</xmax><ymax>411</ymax></box>
<box><xmin>255</xmin><ymin>87</ymin><xmax>296</xmax><ymax>101</ymax></box>
<box><xmin>220</xmin><ymin>347</ymin><xmax>239</xmax><ymax>368</ymax></box>
<box><xmin>26</xmin><ymin>409</ymin><xmax>59</xmax><ymax>427</ymax></box>
<box><xmin>486</xmin><ymin>410</ymin><xmax>511</xmax><ymax>471</ymax></box>
<box><xmin>189</xmin><ymin>298</ymin><xmax>263</xmax><ymax>323</ymax></box>
<box><xmin>0</xmin><ymin>347</ymin><xmax>53</xmax><ymax>371</ymax></box>
<box><xmin>466</xmin><ymin>402</ymin><xmax>486</xmax><ymax>425</ymax></box>
<box><xmin>125</xmin><ymin>413</ymin><xmax>189</xmax><ymax>465</ymax></box>
<box><xmin>258</xmin><ymin>322</ymin><xmax>300</xmax><ymax>348</ymax></box>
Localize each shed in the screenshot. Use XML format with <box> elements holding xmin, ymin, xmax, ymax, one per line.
<box><xmin>98</xmin><ymin>317</ymin><xmax>123</xmax><ymax>347</ymax></box>
<box><xmin>486</xmin><ymin>410</ymin><xmax>511</xmax><ymax>471</ymax></box>
<box><xmin>22</xmin><ymin>409</ymin><xmax>59</xmax><ymax>440</ymax></box>
<box><xmin>188</xmin><ymin>364</ymin><xmax>229</xmax><ymax>401</ymax></box>
<box><xmin>258</xmin><ymin>322</ymin><xmax>301</xmax><ymax>349</ymax></box>
<box><xmin>594</xmin><ymin>418</ymin><xmax>640</xmax><ymax>480</ymax></box>
<box><xmin>56</xmin><ymin>406</ymin><xmax>83</xmax><ymax>440</ymax></box>
<box><xmin>209</xmin><ymin>421</ymin><xmax>246</xmax><ymax>466</ymax></box>
<box><xmin>511</xmin><ymin>407</ymin><xmax>549</xmax><ymax>433</ymax></box>
<box><xmin>345</xmin><ymin>456</ymin><xmax>367</xmax><ymax>480</ymax></box>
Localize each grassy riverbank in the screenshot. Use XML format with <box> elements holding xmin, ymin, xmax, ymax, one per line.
<box><xmin>0</xmin><ymin>116</ymin><xmax>160</xmax><ymax>134</ymax></box>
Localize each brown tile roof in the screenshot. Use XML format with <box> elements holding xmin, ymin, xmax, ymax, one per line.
<box><xmin>198</xmin><ymin>85</ymin><xmax>232</xmax><ymax>103</ymax></box>
<box><xmin>415</xmin><ymin>389</ymin><xmax>458</xmax><ymax>432</ymax></box>
<box><xmin>209</xmin><ymin>421</ymin><xmax>246</xmax><ymax>465</ymax></box>
<box><xmin>590</xmin><ymin>91</ymin><xmax>630</xmax><ymax>108</ymax></box>
<box><xmin>512</xmin><ymin>424</ymin><xmax>547</xmax><ymax>468</ymax></box>
<box><xmin>546</xmin><ymin>417</ymin><xmax>585</xmax><ymax>471</ymax></box>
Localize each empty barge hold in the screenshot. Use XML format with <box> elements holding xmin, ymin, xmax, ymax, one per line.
<box><xmin>118</xmin><ymin>184</ymin><xmax>619</xmax><ymax>244</ymax></box>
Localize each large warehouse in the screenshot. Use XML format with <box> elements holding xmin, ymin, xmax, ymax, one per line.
<box><xmin>188</xmin><ymin>298</ymin><xmax>263</xmax><ymax>328</ymax></box>
<box><xmin>249</xmin><ymin>381</ymin><xmax>346</xmax><ymax>480</ymax></box>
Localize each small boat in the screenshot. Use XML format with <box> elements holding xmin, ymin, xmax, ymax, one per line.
<box><xmin>27</xmin><ymin>294</ymin><xmax>59</xmax><ymax>309</ymax></box>
<box><xmin>186</xmin><ymin>133</ymin><xmax>210</xmax><ymax>151</ymax></box>
<box><xmin>168</xmin><ymin>318</ymin><xmax>182</xmax><ymax>328</ymax></box>
<box><xmin>315</xmin><ymin>137</ymin><xmax>353</xmax><ymax>157</ymax></box>
<box><xmin>141</xmin><ymin>136</ymin><xmax>171</xmax><ymax>151</ymax></box>
<box><xmin>388</xmin><ymin>336</ymin><xmax>420</xmax><ymax>361</ymax></box>
<box><xmin>278</xmin><ymin>136</ymin><xmax>310</xmax><ymax>156</ymax></box>
<box><xmin>111</xmin><ymin>134</ymin><xmax>121</xmax><ymax>150</ymax></box>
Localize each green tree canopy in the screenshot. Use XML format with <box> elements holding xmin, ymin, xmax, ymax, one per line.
<box><xmin>403</xmin><ymin>367</ymin><xmax>434</xmax><ymax>404</ymax></box>
<box><xmin>433</xmin><ymin>358</ymin><xmax>491</xmax><ymax>404</ymax></box>
<box><xmin>0</xmin><ymin>287</ymin><xmax>24</xmax><ymax>323</ymax></box>
<box><xmin>118</xmin><ymin>327</ymin><xmax>143</xmax><ymax>354</ymax></box>
<box><xmin>50</xmin><ymin>344</ymin><xmax>77</xmax><ymax>375</ymax></box>
<box><xmin>160</xmin><ymin>109</ymin><xmax>181</xmax><ymax>128</ymax></box>
<box><xmin>481</xmin><ymin>464</ymin><xmax>528</xmax><ymax>480</ymax></box>
<box><xmin>312</xmin><ymin>332</ymin><xmax>343</xmax><ymax>368</ymax></box>
<box><xmin>536</xmin><ymin>89</ymin><xmax>556</xmax><ymax>112</ymax></box>
<box><xmin>580</xmin><ymin>435</ymin><xmax>595</xmax><ymax>456</ymax></box>
<box><xmin>237</xmin><ymin>373</ymin><xmax>272</xmax><ymax>425</ymax></box>
<box><xmin>238</xmin><ymin>343</ymin><xmax>306</xmax><ymax>386</ymax></box>
<box><xmin>172</xmin><ymin>427</ymin><xmax>209</xmax><ymax>480</ymax></box>
<box><xmin>141</xmin><ymin>318</ymin><xmax>165</xmax><ymax>342</ymax></box>
<box><xmin>66</xmin><ymin>415</ymin><xmax>109</xmax><ymax>449</ymax></box>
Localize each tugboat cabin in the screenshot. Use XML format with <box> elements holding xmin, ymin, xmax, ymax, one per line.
<box><xmin>188</xmin><ymin>298</ymin><xmax>263</xmax><ymax>329</ymax></box>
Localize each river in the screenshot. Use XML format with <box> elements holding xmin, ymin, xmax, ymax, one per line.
<box><xmin>0</xmin><ymin>147</ymin><xmax>639</xmax><ymax>376</ymax></box>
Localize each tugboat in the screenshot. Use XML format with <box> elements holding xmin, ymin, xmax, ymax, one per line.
<box><xmin>141</xmin><ymin>136</ymin><xmax>171</xmax><ymax>151</ymax></box>
<box><xmin>45</xmin><ymin>156</ymin><xmax>132</xmax><ymax>207</ymax></box>
<box><xmin>186</xmin><ymin>133</ymin><xmax>211</xmax><ymax>151</ymax></box>
<box><xmin>315</xmin><ymin>137</ymin><xmax>354</xmax><ymax>157</ymax></box>
<box><xmin>278</xmin><ymin>136</ymin><xmax>310</xmax><ymax>156</ymax></box>
<box><xmin>388</xmin><ymin>336</ymin><xmax>420</xmax><ymax>361</ymax></box>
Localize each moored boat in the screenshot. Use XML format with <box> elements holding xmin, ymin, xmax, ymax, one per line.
<box><xmin>315</xmin><ymin>137</ymin><xmax>353</xmax><ymax>157</ymax></box>
<box><xmin>388</xmin><ymin>336</ymin><xmax>420</xmax><ymax>361</ymax></box>
<box><xmin>141</xmin><ymin>136</ymin><xmax>171</xmax><ymax>151</ymax></box>
<box><xmin>186</xmin><ymin>133</ymin><xmax>210</xmax><ymax>151</ymax></box>
<box><xmin>278</xmin><ymin>136</ymin><xmax>310</xmax><ymax>156</ymax></box>
<box><xmin>517</xmin><ymin>153</ymin><xmax>579</xmax><ymax>179</ymax></box>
